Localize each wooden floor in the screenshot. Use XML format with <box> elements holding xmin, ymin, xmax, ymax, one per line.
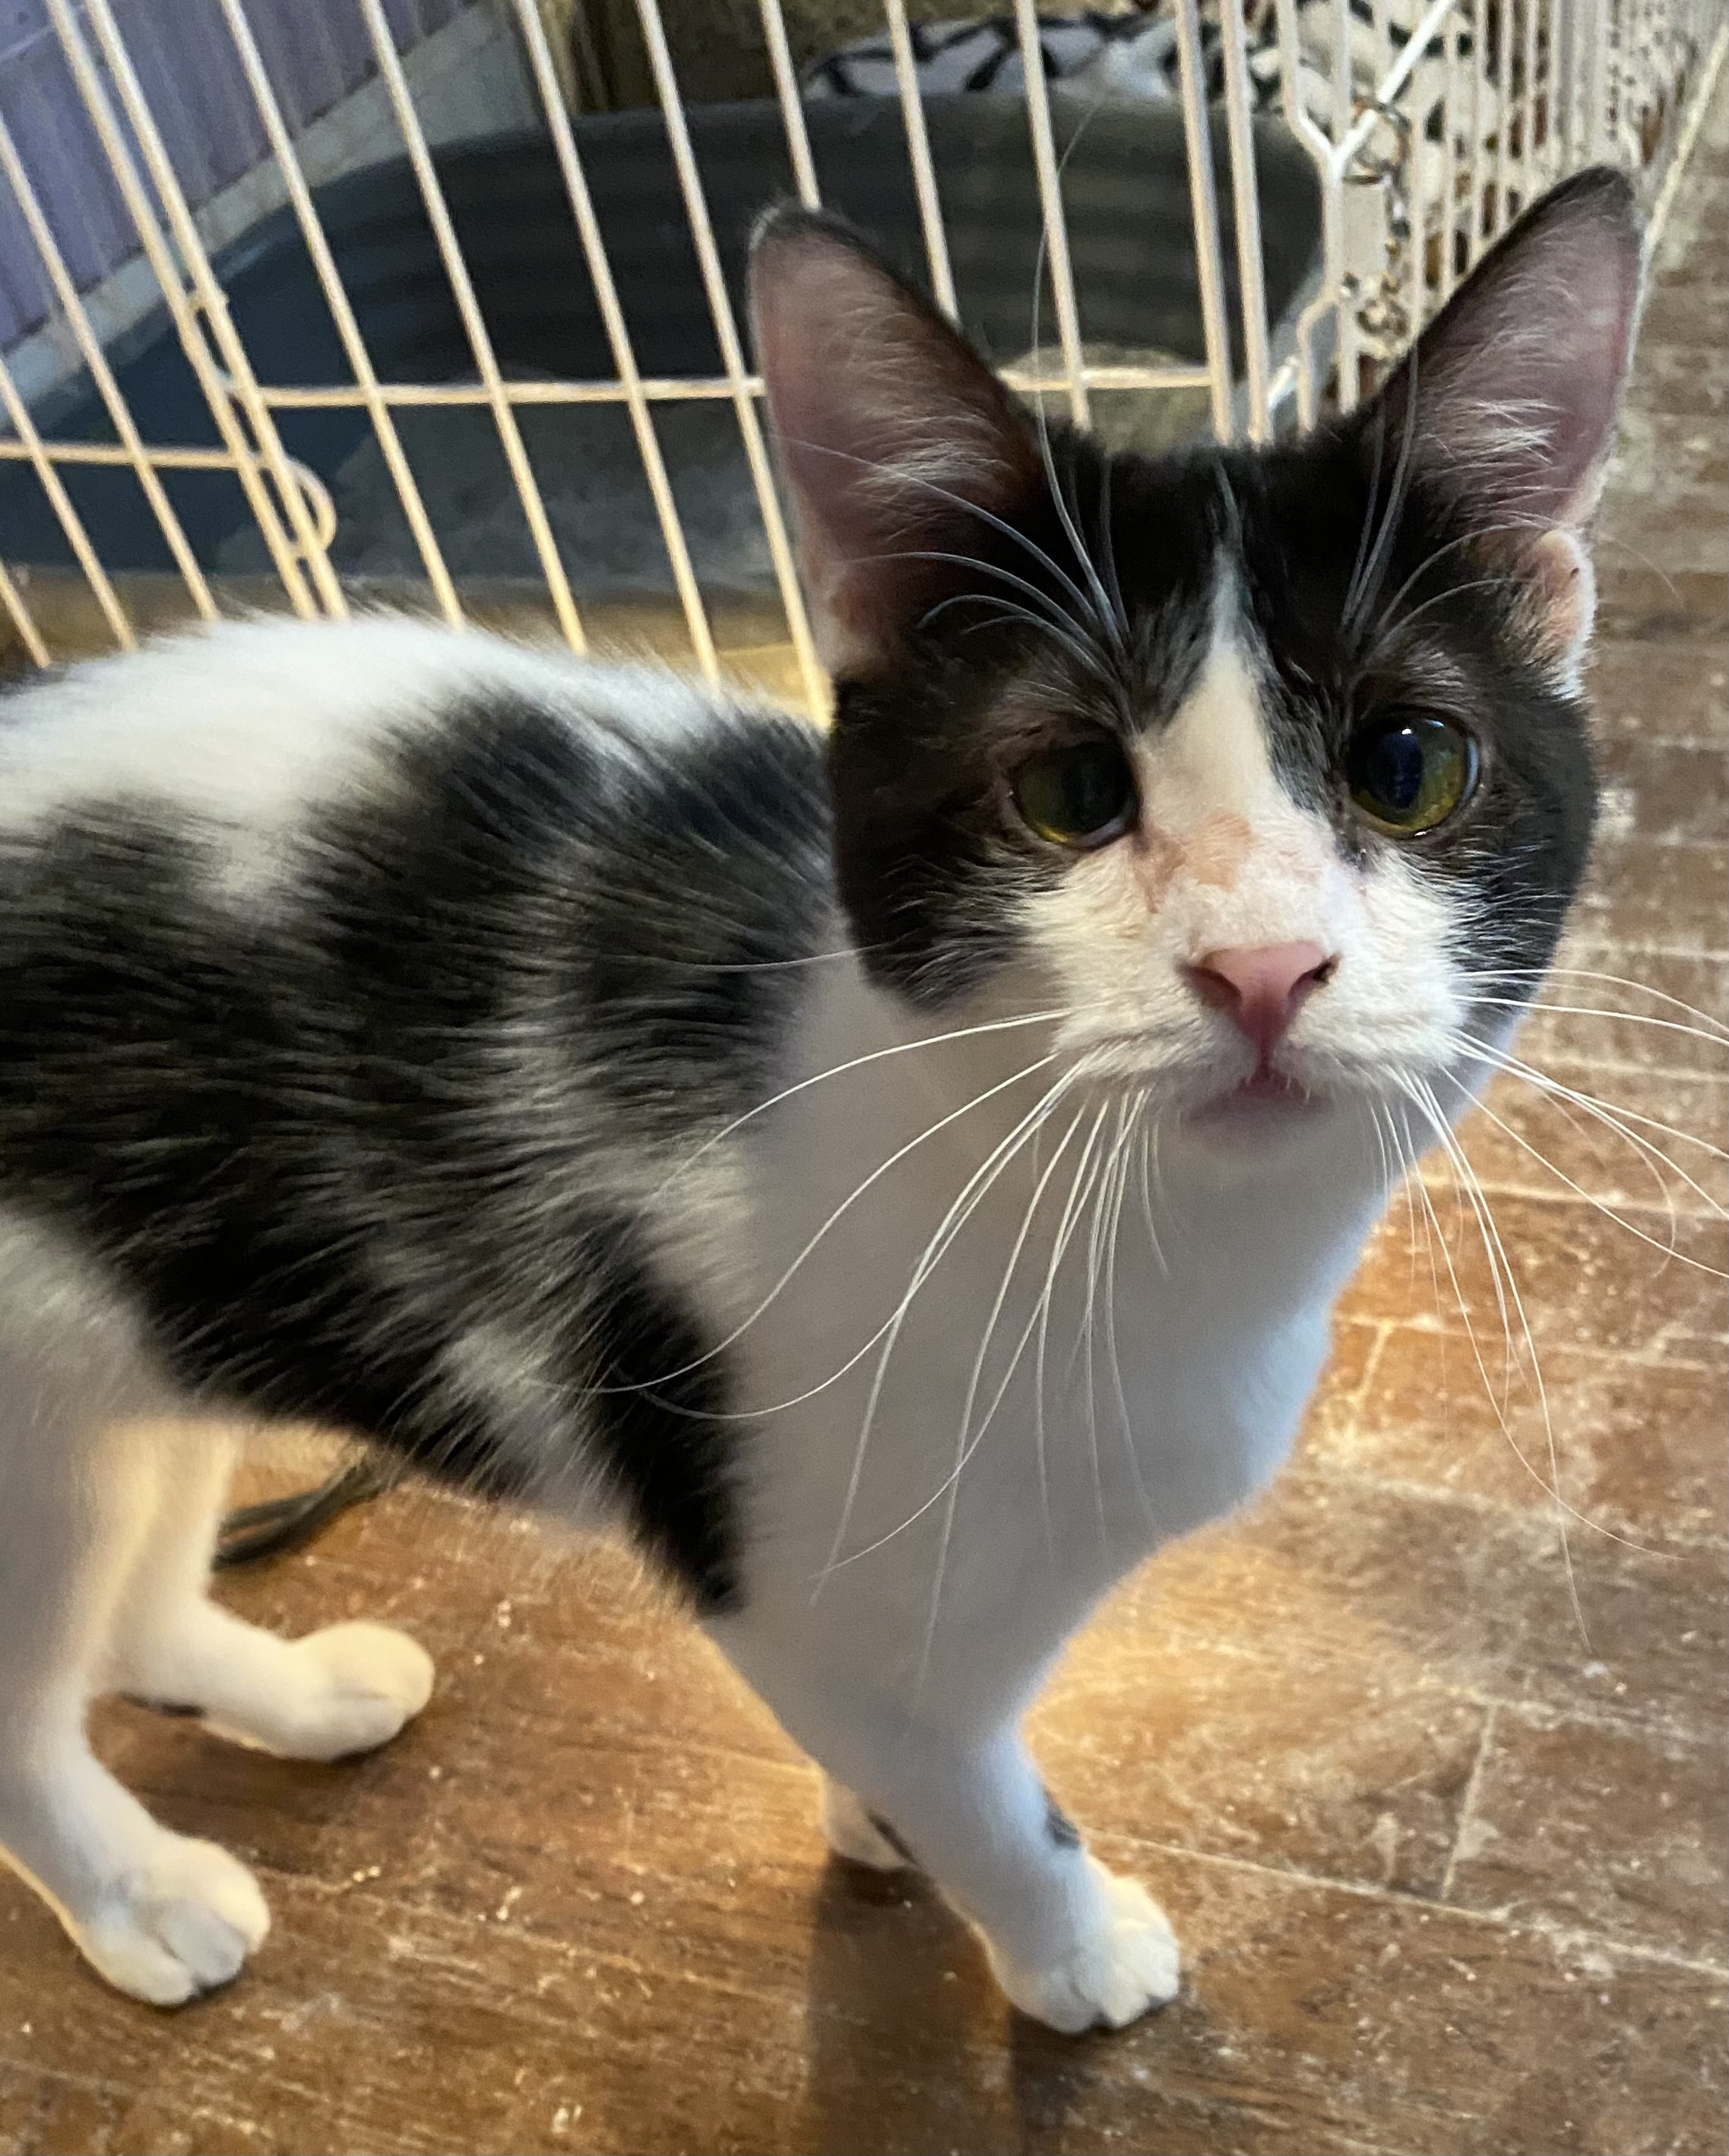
<box><xmin>2</xmin><ymin>85</ymin><xmax>1725</xmax><ymax>2156</ymax></box>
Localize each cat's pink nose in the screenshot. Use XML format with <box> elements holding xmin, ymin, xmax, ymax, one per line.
<box><xmin>1185</xmin><ymin>941</ymin><xmax>1335</xmax><ymax>1057</ymax></box>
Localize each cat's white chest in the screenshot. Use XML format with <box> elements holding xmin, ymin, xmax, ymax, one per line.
<box><xmin>715</xmin><ymin>964</ymin><xmax>1376</xmax><ymax>1711</ymax></box>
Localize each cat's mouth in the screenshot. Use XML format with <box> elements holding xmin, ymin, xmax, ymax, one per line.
<box><xmin>1067</xmin><ymin>1036</ymin><xmax>1334</xmax><ymax>1116</ymax></box>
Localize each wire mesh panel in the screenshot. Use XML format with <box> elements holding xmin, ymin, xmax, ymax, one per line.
<box><xmin>0</xmin><ymin>0</ymin><xmax>1722</xmax><ymax>711</ymax></box>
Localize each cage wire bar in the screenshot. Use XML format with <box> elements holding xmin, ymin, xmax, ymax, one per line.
<box><xmin>0</xmin><ymin>106</ymin><xmax>219</xmax><ymax>621</ymax></box>
<box><xmin>0</xmin><ymin>0</ymin><xmax>1721</xmax><ymax>719</ymax></box>
<box><xmin>215</xmin><ymin>0</ymin><xmax>464</xmax><ymax>626</ymax></box>
<box><xmin>41</xmin><ymin>0</ymin><xmax>333</xmax><ymax>619</ymax></box>
<box><xmin>885</xmin><ymin>0</ymin><xmax>960</xmax><ymax>318</ymax></box>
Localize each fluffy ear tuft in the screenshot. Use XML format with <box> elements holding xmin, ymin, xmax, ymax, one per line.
<box><xmin>748</xmin><ymin>207</ymin><xmax>1042</xmax><ymax>673</ymax></box>
<box><xmin>1365</xmin><ymin>166</ymin><xmax>1642</xmax><ymax>665</ymax></box>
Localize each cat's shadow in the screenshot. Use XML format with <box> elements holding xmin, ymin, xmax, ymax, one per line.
<box><xmin>800</xmin><ymin>1857</ymin><xmax>1114</xmax><ymax>2156</ymax></box>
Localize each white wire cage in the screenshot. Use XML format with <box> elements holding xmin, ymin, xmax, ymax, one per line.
<box><xmin>0</xmin><ymin>0</ymin><xmax>1722</xmax><ymax>720</ymax></box>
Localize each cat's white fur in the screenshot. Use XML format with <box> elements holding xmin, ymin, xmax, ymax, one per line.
<box><xmin>0</xmin><ymin>620</ymin><xmax>715</xmax><ymax>901</ymax></box>
<box><xmin>0</xmin><ymin>610</ymin><xmax>1469</xmax><ymax>2028</ymax></box>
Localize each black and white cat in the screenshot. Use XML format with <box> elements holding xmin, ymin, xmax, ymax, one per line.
<box><xmin>0</xmin><ymin>168</ymin><xmax>1639</xmax><ymax>2029</ymax></box>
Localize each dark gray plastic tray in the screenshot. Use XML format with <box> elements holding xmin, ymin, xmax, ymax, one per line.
<box><xmin>2</xmin><ymin>94</ymin><xmax>1320</xmax><ymax>597</ymax></box>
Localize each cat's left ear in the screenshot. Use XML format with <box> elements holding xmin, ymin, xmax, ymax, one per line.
<box><xmin>1363</xmin><ymin>165</ymin><xmax>1645</xmax><ymax>670</ymax></box>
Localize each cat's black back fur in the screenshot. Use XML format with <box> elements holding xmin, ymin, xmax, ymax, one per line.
<box><xmin>0</xmin><ymin>689</ymin><xmax>829</xmax><ymax>1607</ymax></box>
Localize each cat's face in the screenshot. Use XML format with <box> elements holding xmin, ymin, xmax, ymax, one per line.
<box><xmin>750</xmin><ymin>172</ymin><xmax>1642</xmax><ymax>1149</ymax></box>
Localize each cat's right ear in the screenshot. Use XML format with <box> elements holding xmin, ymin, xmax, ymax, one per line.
<box><xmin>749</xmin><ymin>207</ymin><xmax>1043</xmax><ymax>674</ymax></box>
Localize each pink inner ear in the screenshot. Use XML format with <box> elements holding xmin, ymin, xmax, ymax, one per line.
<box><xmin>749</xmin><ymin>216</ymin><xmax>1040</xmax><ymax>668</ymax></box>
<box><xmin>1374</xmin><ymin>169</ymin><xmax>1643</xmax><ymax>533</ymax></box>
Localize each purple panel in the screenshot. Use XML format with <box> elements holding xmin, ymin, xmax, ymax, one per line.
<box><xmin>0</xmin><ymin>0</ymin><xmax>476</xmax><ymax>354</ymax></box>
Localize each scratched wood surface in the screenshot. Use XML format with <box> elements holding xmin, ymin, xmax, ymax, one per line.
<box><xmin>1</xmin><ymin>78</ymin><xmax>1724</xmax><ymax>2156</ymax></box>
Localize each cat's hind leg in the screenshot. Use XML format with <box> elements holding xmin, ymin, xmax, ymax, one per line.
<box><xmin>104</xmin><ymin>1424</ymin><xmax>433</xmax><ymax>1763</ymax></box>
<box><xmin>0</xmin><ymin>1329</ymin><xmax>268</xmax><ymax>2003</ymax></box>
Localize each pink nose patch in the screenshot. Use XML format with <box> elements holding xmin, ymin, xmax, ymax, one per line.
<box><xmin>1186</xmin><ymin>941</ymin><xmax>1336</xmax><ymax>1058</ymax></box>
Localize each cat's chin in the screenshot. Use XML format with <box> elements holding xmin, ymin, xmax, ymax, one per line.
<box><xmin>1223</xmin><ymin>1069</ymin><xmax>1311</xmax><ymax>1109</ymax></box>
<box><xmin>1180</xmin><ymin>1073</ymin><xmax>1337</xmax><ymax>1150</ymax></box>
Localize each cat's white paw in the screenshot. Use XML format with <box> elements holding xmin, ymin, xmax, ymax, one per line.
<box><xmin>207</xmin><ymin>1620</ymin><xmax>434</xmax><ymax>1761</ymax></box>
<box><xmin>73</xmin><ymin>1835</ymin><xmax>270</xmax><ymax>2006</ymax></box>
<box><xmin>820</xmin><ymin>1775</ymin><xmax>910</xmax><ymax>1870</ymax></box>
<box><xmin>988</xmin><ymin>1864</ymin><xmax>1180</xmax><ymax>2033</ymax></box>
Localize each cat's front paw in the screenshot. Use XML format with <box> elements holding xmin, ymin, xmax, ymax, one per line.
<box><xmin>73</xmin><ymin>1834</ymin><xmax>270</xmax><ymax>2006</ymax></box>
<box><xmin>207</xmin><ymin>1620</ymin><xmax>434</xmax><ymax>1761</ymax></box>
<box><xmin>988</xmin><ymin>1863</ymin><xmax>1180</xmax><ymax>2033</ymax></box>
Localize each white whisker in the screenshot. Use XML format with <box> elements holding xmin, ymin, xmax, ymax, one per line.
<box><xmin>1034</xmin><ymin>1100</ymin><xmax>1113</xmax><ymax>1566</ymax></box>
<box><xmin>1359</xmin><ymin>510</ymin><xmax>1554</xmax><ymax>656</ymax></box>
<box><xmin>1455</xmin><ymin>1034</ymin><xmax>1729</xmax><ymax>1205</ymax></box>
<box><xmin>1342</xmin><ymin>396</ymin><xmax>1392</xmax><ymax>639</ymax></box>
<box><xmin>822</xmin><ymin>1092</ymin><xmax>1086</xmax><ymax>1582</ymax></box>
<box><xmin>1075</xmin><ymin>1094</ymin><xmax>1138</xmax><ymax>1561</ymax></box>
<box><xmin>651</xmin><ymin>1004</ymin><xmax>1068</xmax><ymax>1207</ymax></box>
<box><xmin>1095</xmin><ymin>448</ymin><xmax>1129</xmax><ymax>647</ymax></box>
<box><xmin>1410</xmin><ymin>1075</ymin><xmax>1649</xmax><ymax>1639</ymax></box>
<box><xmin>917</xmin><ymin>581</ymin><xmax>1116</xmax><ymax>682</ymax></box>
<box><xmin>812</xmin><ymin>1069</ymin><xmax>1078</xmax><ymax>1586</ymax></box>
<box><xmin>1471</xmin><ymin>998</ymin><xmax>1729</xmax><ymax>1046</ymax></box>
<box><xmin>1135</xmin><ymin>1116</ymin><xmax>1169</xmax><ymax>1277</ymax></box>
<box><xmin>1021</xmin><ymin>95</ymin><xmax>1123</xmax><ymax>662</ymax></box>
<box><xmin>1104</xmin><ymin>1091</ymin><xmax>1157</xmax><ymax>1531</ymax></box>
<box><xmin>1379</xmin><ymin>1097</ymin><xmax>1448</xmax><ymax>1360</ymax></box>
<box><xmin>649</xmin><ymin>1049</ymin><xmax>1062</xmax><ymax>1415</ymax></box>
<box><xmin>1446</xmin><ymin>1079</ymin><xmax>1726</xmax><ymax>1277</ymax></box>
<box><xmin>1474</xmin><ymin>964</ymin><xmax>1729</xmax><ymax>1040</ymax></box>
<box><xmin>1346</xmin><ymin>334</ymin><xmax>1425</xmax><ymax>644</ymax></box>
<box><xmin>783</xmin><ymin>433</ymin><xmax>1110</xmax><ymax>649</ymax></box>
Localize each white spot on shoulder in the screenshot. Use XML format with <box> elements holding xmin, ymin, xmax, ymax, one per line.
<box><xmin>1</xmin><ymin>618</ymin><xmax>460</xmax><ymax>838</ymax></box>
<box><xmin>0</xmin><ymin>616</ymin><xmax>725</xmax><ymax>903</ymax></box>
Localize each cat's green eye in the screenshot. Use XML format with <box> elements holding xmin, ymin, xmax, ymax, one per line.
<box><xmin>1344</xmin><ymin>711</ymin><xmax>1479</xmax><ymax>836</ymax></box>
<box><xmin>1009</xmin><ymin>741</ymin><xmax>1138</xmax><ymax>849</ymax></box>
